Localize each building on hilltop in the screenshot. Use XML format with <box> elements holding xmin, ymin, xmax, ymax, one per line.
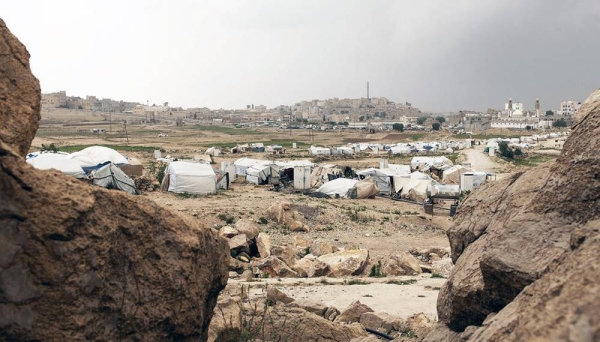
<box><xmin>557</xmin><ymin>100</ymin><xmax>581</xmax><ymax>116</ymax></box>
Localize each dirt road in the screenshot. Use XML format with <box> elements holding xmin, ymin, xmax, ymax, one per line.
<box><xmin>461</xmin><ymin>146</ymin><xmax>502</xmax><ymax>173</ymax></box>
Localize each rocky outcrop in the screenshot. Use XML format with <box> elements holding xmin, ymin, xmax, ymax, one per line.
<box><xmin>428</xmin><ymin>89</ymin><xmax>600</xmax><ymax>340</ymax></box>
<box><xmin>382</xmin><ymin>252</ymin><xmax>422</xmax><ymax>276</ymax></box>
<box><xmin>0</xmin><ymin>22</ymin><xmax>229</xmax><ymax>341</ymax></box>
<box><xmin>0</xmin><ymin>19</ymin><xmax>40</xmax><ymax>157</ymax></box>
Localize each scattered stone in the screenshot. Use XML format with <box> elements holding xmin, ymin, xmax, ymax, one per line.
<box><xmin>335</xmin><ymin>300</ymin><xmax>374</xmax><ymax>324</ymax></box>
<box><xmin>360</xmin><ymin>311</ymin><xmax>403</xmax><ymax>331</ymax></box>
<box><xmin>267</xmin><ymin>285</ymin><xmax>294</xmax><ymax>304</ymax></box>
<box><xmin>432</xmin><ymin>258</ymin><xmax>453</xmax><ymax>278</ymax></box>
<box><xmin>290</xmin><ymin>220</ymin><xmax>309</xmax><ymax>232</ymax></box>
<box><xmin>324</xmin><ymin>306</ymin><xmax>340</xmax><ymax>321</ymax></box>
<box><xmin>235</xmin><ymin>219</ymin><xmax>260</xmax><ymax>240</ymax></box>
<box><xmin>228</xmin><ymin>234</ymin><xmax>250</xmax><ymax>254</ymax></box>
<box><xmin>254</xmin><ymin>256</ymin><xmax>298</xmax><ymax>278</ymax></box>
<box><xmin>293</xmin><ymin>235</ymin><xmax>311</xmax><ymax>248</ymax></box>
<box><xmin>219</xmin><ymin>226</ymin><xmax>239</xmax><ymax>239</ymax></box>
<box><xmin>318</xmin><ymin>249</ymin><xmax>369</xmax><ymax>277</ymax></box>
<box><xmin>286</xmin><ymin>299</ymin><xmax>327</xmax><ymax>316</ymax></box>
<box><xmin>311</xmin><ymin>239</ymin><xmax>334</xmax><ymax>257</ymax></box>
<box><xmin>382</xmin><ymin>251</ymin><xmax>422</xmax><ymax>276</ymax></box>
<box><xmin>256</xmin><ymin>233</ymin><xmax>271</xmax><ymax>258</ymax></box>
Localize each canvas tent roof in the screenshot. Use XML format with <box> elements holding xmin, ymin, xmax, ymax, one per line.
<box><xmin>442</xmin><ymin>165</ymin><xmax>473</xmax><ymax>184</ymax></box>
<box><xmin>91</xmin><ymin>163</ymin><xmax>138</xmax><ymax>194</ymax></box>
<box><xmin>316</xmin><ymin>178</ymin><xmax>357</xmax><ymax>197</ymax></box>
<box><xmin>69</xmin><ymin>146</ymin><xmax>129</xmax><ymax>171</ymax></box>
<box><xmin>164</xmin><ymin>161</ymin><xmax>217</xmax><ymax>195</ymax></box>
<box><xmin>26</xmin><ymin>152</ymin><xmax>86</xmax><ymax>178</ymax></box>
<box><xmin>392</xmin><ymin>177</ymin><xmax>431</xmax><ymax>202</ymax></box>
<box><xmin>310</xmin><ymin>164</ymin><xmax>343</xmax><ymax>188</ymax></box>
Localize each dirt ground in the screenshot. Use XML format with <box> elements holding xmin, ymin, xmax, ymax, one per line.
<box><xmin>30</xmin><ymin>108</ymin><xmax>562</xmax><ymax>320</ymax></box>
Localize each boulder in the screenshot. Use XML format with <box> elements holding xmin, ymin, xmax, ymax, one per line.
<box><xmin>289</xmin><ymin>220</ymin><xmax>309</xmax><ymax>232</ymax></box>
<box><xmin>0</xmin><ymin>22</ymin><xmax>229</xmax><ymax>341</ymax></box>
<box><xmin>402</xmin><ymin>313</ymin><xmax>433</xmax><ymax>338</ymax></box>
<box><xmin>270</xmin><ymin>244</ymin><xmax>297</xmax><ymax>267</ymax></box>
<box><xmin>335</xmin><ymin>300</ymin><xmax>374</xmax><ymax>324</ymax></box>
<box><xmin>286</xmin><ymin>299</ymin><xmax>327</xmax><ymax>316</ymax></box>
<box><xmin>208</xmin><ymin>295</ymin><xmax>243</xmax><ymax>342</ymax></box>
<box><xmin>0</xmin><ymin>19</ymin><xmax>40</xmax><ymax>157</ymax></box>
<box><xmin>360</xmin><ymin>311</ymin><xmax>403</xmax><ymax>331</ymax></box>
<box><xmin>235</xmin><ymin>219</ymin><xmax>259</xmax><ymax>240</ymax></box>
<box><xmin>292</xmin><ymin>255</ymin><xmax>313</xmax><ymax>277</ymax></box>
<box><xmin>267</xmin><ymin>285</ymin><xmax>294</xmax><ymax>304</ymax></box>
<box><xmin>267</xmin><ymin>201</ymin><xmax>292</xmax><ymax>224</ymax></box>
<box><xmin>219</xmin><ymin>225</ymin><xmax>239</xmax><ymax>238</ymax></box>
<box><xmin>256</xmin><ymin>233</ymin><xmax>271</xmax><ymax>258</ymax></box>
<box><xmin>432</xmin><ymin>258</ymin><xmax>453</xmax><ymax>278</ymax></box>
<box><xmin>228</xmin><ymin>234</ymin><xmax>249</xmax><ymax>254</ymax></box>
<box><xmin>382</xmin><ymin>252</ymin><xmax>422</xmax><ymax>276</ymax></box>
<box><xmin>311</xmin><ymin>239</ymin><xmax>334</xmax><ymax>257</ymax></box>
<box><xmin>293</xmin><ymin>235</ymin><xmax>311</xmax><ymax>248</ymax></box>
<box><xmin>253</xmin><ymin>256</ymin><xmax>298</xmax><ymax>278</ymax></box>
<box><xmin>324</xmin><ymin>306</ymin><xmax>340</xmax><ymax>321</ymax></box>
<box><xmin>261</xmin><ymin>306</ymin><xmax>367</xmax><ymax>341</ymax></box>
<box><xmin>318</xmin><ymin>249</ymin><xmax>369</xmax><ymax>277</ymax></box>
<box><xmin>426</xmin><ymin>90</ymin><xmax>600</xmax><ymax>340</ymax></box>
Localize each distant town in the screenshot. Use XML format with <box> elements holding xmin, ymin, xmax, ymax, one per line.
<box><xmin>41</xmin><ymin>90</ymin><xmax>580</xmax><ymax>132</ymax></box>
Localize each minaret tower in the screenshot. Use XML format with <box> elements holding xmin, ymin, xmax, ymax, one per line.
<box><xmin>508</xmin><ymin>98</ymin><xmax>513</xmax><ymax>117</ymax></box>
<box><xmin>535</xmin><ymin>98</ymin><xmax>540</xmax><ymax>117</ymax></box>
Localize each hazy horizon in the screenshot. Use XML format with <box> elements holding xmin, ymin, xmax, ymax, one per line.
<box><xmin>3</xmin><ymin>0</ymin><xmax>599</xmax><ymax>112</ymax></box>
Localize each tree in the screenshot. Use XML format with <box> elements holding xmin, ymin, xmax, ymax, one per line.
<box><xmin>432</xmin><ymin>122</ymin><xmax>441</xmax><ymax>131</ymax></box>
<box><xmin>417</xmin><ymin>117</ymin><xmax>427</xmax><ymax>125</ymax></box>
<box><xmin>498</xmin><ymin>141</ymin><xmax>514</xmax><ymax>159</ymax></box>
<box><xmin>545</xmin><ymin>110</ymin><xmax>554</xmax><ymax>116</ymax></box>
<box><xmin>553</xmin><ymin>118</ymin><xmax>568</xmax><ymax>128</ymax></box>
<box><xmin>359</xmin><ymin>116</ymin><xmax>366</xmax><ymax>122</ymax></box>
<box><xmin>436</xmin><ymin>116</ymin><xmax>446</xmax><ymax>124</ymax></box>
<box><xmin>392</xmin><ymin>123</ymin><xmax>404</xmax><ymax>132</ymax></box>
<box><xmin>526</xmin><ymin>125</ymin><xmax>532</xmax><ymax>131</ymax></box>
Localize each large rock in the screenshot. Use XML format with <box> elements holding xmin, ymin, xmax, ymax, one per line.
<box><xmin>360</xmin><ymin>311</ymin><xmax>403</xmax><ymax>331</ymax></box>
<box><xmin>311</xmin><ymin>239</ymin><xmax>334</xmax><ymax>257</ymax></box>
<box><xmin>335</xmin><ymin>300</ymin><xmax>373</xmax><ymax>324</ymax></box>
<box><xmin>253</xmin><ymin>256</ymin><xmax>298</xmax><ymax>278</ymax></box>
<box><xmin>267</xmin><ymin>285</ymin><xmax>294</xmax><ymax>304</ymax></box>
<box><xmin>286</xmin><ymin>299</ymin><xmax>327</xmax><ymax>317</ymax></box>
<box><xmin>382</xmin><ymin>252</ymin><xmax>422</xmax><ymax>276</ymax></box>
<box><xmin>207</xmin><ymin>295</ymin><xmax>242</xmax><ymax>342</ymax></box>
<box><xmin>0</xmin><ymin>23</ymin><xmax>229</xmax><ymax>340</ymax></box>
<box><xmin>267</xmin><ymin>201</ymin><xmax>308</xmax><ymax>232</ymax></box>
<box><xmin>219</xmin><ymin>225</ymin><xmax>239</xmax><ymax>239</ymax></box>
<box><xmin>270</xmin><ymin>243</ymin><xmax>297</xmax><ymax>266</ymax></box>
<box><xmin>431</xmin><ymin>258</ymin><xmax>453</xmax><ymax>278</ymax></box>
<box><xmin>255</xmin><ymin>232</ymin><xmax>271</xmax><ymax>258</ymax></box>
<box><xmin>0</xmin><ymin>19</ymin><xmax>40</xmax><ymax>157</ymax></box>
<box><xmin>318</xmin><ymin>249</ymin><xmax>369</xmax><ymax>277</ymax></box>
<box><xmin>235</xmin><ymin>219</ymin><xmax>259</xmax><ymax>240</ymax></box>
<box><xmin>427</xmin><ymin>90</ymin><xmax>600</xmax><ymax>340</ymax></box>
<box><xmin>228</xmin><ymin>234</ymin><xmax>249</xmax><ymax>254</ymax></box>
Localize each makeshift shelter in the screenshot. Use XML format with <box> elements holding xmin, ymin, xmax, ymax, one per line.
<box><xmin>316</xmin><ymin>178</ymin><xmax>358</xmax><ymax>197</ymax></box>
<box><xmin>442</xmin><ymin>165</ymin><xmax>473</xmax><ymax>184</ymax></box>
<box><xmin>26</xmin><ymin>152</ymin><xmax>86</xmax><ymax>178</ymax></box>
<box><xmin>392</xmin><ymin>177</ymin><xmax>431</xmax><ymax>202</ymax></box>
<box><xmin>356</xmin><ymin>168</ymin><xmax>394</xmax><ymax>195</ymax></box>
<box><xmin>162</xmin><ymin>161</ymin><xmax>217</xmax><ymax>195</ymax></box>
<box><xmin>246</xmin><ymin>163</ymin><xmax>271</xmax><ymax>185</ymax></box>
<box><xmin>69</xmin><ymin>146</ymin><xmax>129</xmax><ymax>171</ymax></box>
<box><xmin>214</xmin><ymin>169</ymin><xmax>230</xmax><ymax>190</ymax></box>
<box><xmin>234</xmin><ymin>158</ymin><xmax>268</xmax><ymax>176</ymax></box>
<box><xmin>348</xmin><ymin>179</ymin><xmax>379</xmax><ymax>199</ymax></box>
<box><xmin>310</xmin><ymin>164</ymin><xmax>343</xmax><ymax>188</ymax></box>
<box><xmin>91</xmin><ymin>163</ymin><xmax>138</xmax><ymax>195</ymax></box>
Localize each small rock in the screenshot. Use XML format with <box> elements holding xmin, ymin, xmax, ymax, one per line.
<box><xmin>219</xmin><ymin>226</ymin><xmax>239</xmax><ymax>239</ymax></box>
<box><xmin>267</xmin><ymin>285</ymin><xmax>294</xmax><ymax>304</ymax></box>
<box><xmin>256</xmin><ymin>233</ymin><xmax>272</xmax><ymax>258</ymax></box>
<box><xmin>335</xmin><ymin>300</ymin><xmax>374</xmax><ymax>324</ymax></box>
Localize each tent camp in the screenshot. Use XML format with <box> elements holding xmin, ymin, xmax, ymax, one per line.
<box><xmin>162</xmin><ymin>161</ymin><xmax>217</xmax><ymax>195</ymax></box>
<box><xmin>91</xmin><ymin>163</ymin><xmax>138</xmax><ymax>195</ymax></box>
<box><xmin>410</xmin><ymin>156</ymin><xmax>453</xmax><ymax>172</ymax></box>
<box><xmin>234</xmin><ymin>158</ymin><xmax>270</xmax><ymax>176</ymax></box>
<box><xmin>69</xmin><ymin>146</ymin><xmax>129</xmax><ymax>171</ymax></box>
<box><xmin>26</xmin><ymin>152</ymin><xmax>86</xmax><ymax>178</ymax></box>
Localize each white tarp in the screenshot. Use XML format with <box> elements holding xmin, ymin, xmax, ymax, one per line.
<box><xmin>166</xmin><ymin>161</ymin><xmax>216</xmax><ymax>194</ymax></box>
<box><xmin>357</xmin><ymin>168</ymin><xmax>393</xmax><ymax>195</ymax></box>
<box><xmin>442</xmin><ymin>165</ymin><xmax>473</xmax><ymax>184</ymax></box>
<box><xmin>246</xmin><ymin>163</ymin><xmax>271</xmax><ymax>185</ymax></box>
<box><xmin>392</xmin><ymin>177</ymin><xmax>431</xmax><ymax>202</ymax></box>
<box><xmin>233</xmin><ymin>158</ymin><xmax>270</xmax><ymax>176</ymax></box>
<box><xmin>26</xmin><ymin>152</ymin><xmax>86</xmax><ymax>178</ymax></box>
<box><xmin>68</xmin><ymin>146</ymin><xmax>129</xmax><ymax>170</ymax></box>
<box><xmin>310</xmin><ymin>164</ymin><xmax>343</xmax><ymax>188</ymax></box>
<box><xmin>316</xmin><ymin>178</ymin><xmax>357</xmax><ymax>197</ymax></box>
<box><xmin>410</xmin><ymin>156</ymin><xmax>453</xmax><ymax>171</ymax></box>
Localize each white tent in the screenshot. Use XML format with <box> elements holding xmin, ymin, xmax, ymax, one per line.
<box><xmin>442</xmin><ymin>165</ymin><xmax>473</xmax><ymax>184</ymax></box>
<box><xmin>68</xmin><ymin>146</ymin><xmax>129</xmax><ymax>171</ymax></box>
<box><xmin>233</xmin><ymin>158</ymin><xmax>270</xmax><ymax>176</ymax></box>
<box><xmin>310</xmin><ymin>164</ymin><xmax>343</xmax><ymax>188</ymax></box>
<box><xmin>392</xmin><ymin>177</ymin><xmax>431</xmax><ymax>202</ymax></box>
<box><xmin>165</xmin><ymin>161</ymin><xmax>217</xmax><ymax>195</ymax></box>
<box><xmin>246</xmin><ymin>163</ymin><xmax>271</xmax><ymax>185</ymax></box>
<box><xmin>316</xmin><ymin>178</ymin><xmax>358</xmax><ymax>197</ymax></box>
<box><xmin>27</xmin><ymin>152</ymin><xmax>86</xmax><ymax>178</ymax></box>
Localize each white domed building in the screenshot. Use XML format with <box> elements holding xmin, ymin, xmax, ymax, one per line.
<box><xmin>491</xmin><ymin>98</ymin><xmax>541</xmax><ymax>129</ymax></box>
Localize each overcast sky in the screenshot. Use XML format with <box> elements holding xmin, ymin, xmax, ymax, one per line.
<box><xmin>3</xmin><ymin>1</ymin><xmax>599</xmax><ymax>112</ymax></box>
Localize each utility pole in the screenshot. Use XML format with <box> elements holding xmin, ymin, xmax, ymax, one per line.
<box><xmin>109</xmin><ymin>110</ymin><xmax>112</xmax><ymax>133</ymax></box>
<box><xmin>123</xmin><ymin>120</ymin><xmax>129</xmax><ymax>145</ymax></box>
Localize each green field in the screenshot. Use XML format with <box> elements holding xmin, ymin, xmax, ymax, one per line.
<box><xmin>57</xmin><ymin>144</ymin><xmax>158</xmax><ymax>153</ymax></box>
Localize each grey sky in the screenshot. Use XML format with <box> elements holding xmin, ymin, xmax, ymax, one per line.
<box><xmin>3</xmin><ymin>0</ymin><xmax>599</xmax><ymax>112</ymax></box>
